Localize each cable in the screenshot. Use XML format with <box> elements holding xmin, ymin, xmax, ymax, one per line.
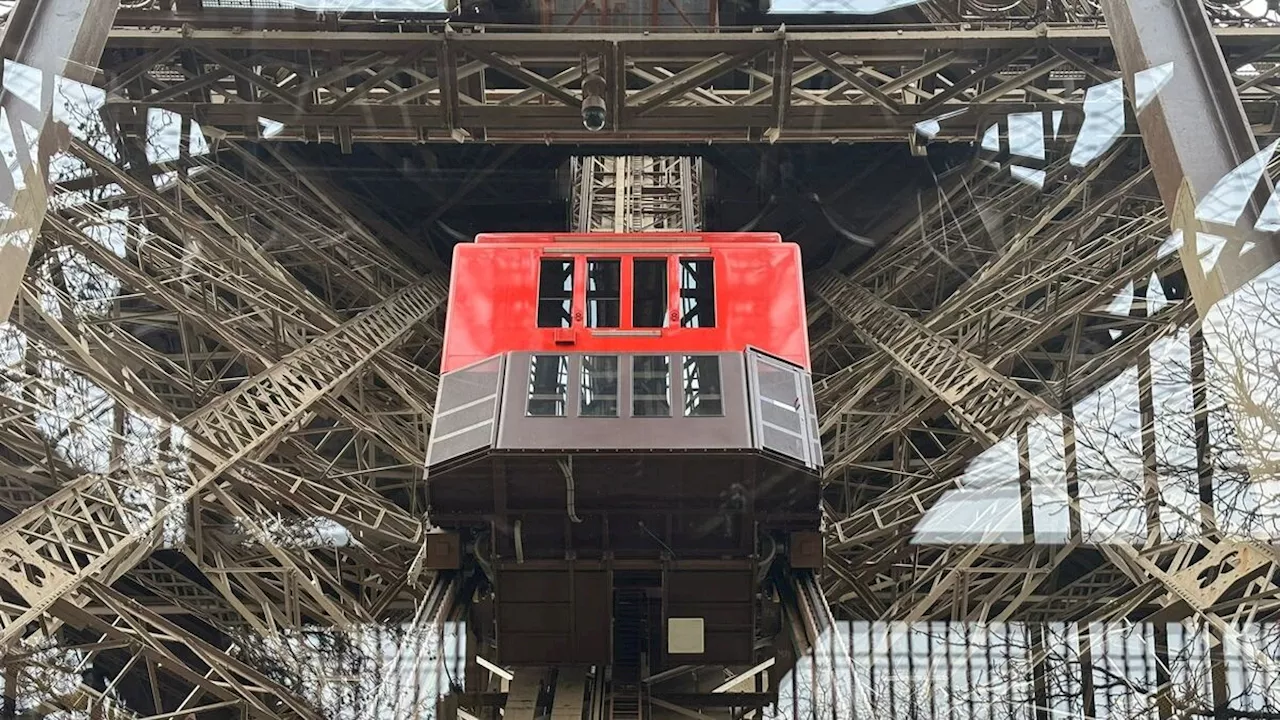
<box><xmin>637</xmin><ymin>521</ymin><xmax>677</xmax><ymax>559</ymax></box>
<box><xmin>559</xmin><ymin>456</ymin><xmax>583</xmax><ymax>523</ymax></box>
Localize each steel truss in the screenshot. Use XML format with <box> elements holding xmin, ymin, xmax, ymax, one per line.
<box><xmin>3</xmin><ymin>2</ymin><xmax>1280</xmax><ymax>719</ymax></box>
<box><xmin>97</xmin><ymin>24</ymin><xmax>1280</xmax><ymax>144</ymax></box>
<box><xmin>569</xmin><ymin>155</ymin><xmax>702</xmax><ymax>232</ymax></box>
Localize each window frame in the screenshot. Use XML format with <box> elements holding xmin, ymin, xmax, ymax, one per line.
<box><xmin>681</xmin><ymin>354</ymin><xmax>725</xmax><ymax>417</ymax></box>
<box><xmin>678</xmin><ymin>257</ymin><xmax>716</xmax><ymax>329</ymax></box>
<box><xmin>630</xmin><ymin>256</ymin><xmax>670</xmax><ymax>329</ymax></box>
<box><xmin>631</xmin><ymin>354</ymin><xmax>672</xmax><ymax>417</ymax></box>
<box><xmin>580</xmin><ymin>354</ymin><xmax>621</xmax><ymax>418</ymax></box>
<box><xmin>585</xmin><ymin>257</ymin><xmax>622</xmax><ymax>329</ymax></box>
<box><xmin>535</xmin><ymin>257</ymin><xmax>576</xmax><ymax>329</ymax></box>
<box><xmin>526</xmin><ymin>353</ymin><xmax>570</xmax><ymax>417</ymax></box>
<box><xmin>534</xmin><ymin>252</ymin><xmax>718</xmax><ymax>332</ymax></box>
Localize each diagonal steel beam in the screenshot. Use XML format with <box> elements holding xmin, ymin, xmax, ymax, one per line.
<box><xmin>0</xmin><ymin>0</ymin><xmax>120</xmax><ymax>321</ymax></box>
<box><xmin>467</xmin><ymin>47</ymin><xmax>581</xmax><ymax>108</ymax></box>
<box><xmin>1101</xmin><ymin>0</ymin><xmax>1278</xmax><ymax>310</ymax></box>
<box><xmin>0</xmin><ymin>277</ymin><xmax>446</xmax><ymax>648</ymax></box>
<box><xmin>63</xmin><ymin>582</ymin><xmax>321</xmax><ymax>718</ymax></box>
<box><xmin>17</xmin><ymin>278</ymin><xmax>423</xmax><ymax>554</ymax></box>
<box><xmin>812</xmin><ymin>270</ymin><xmax>1051</xmax><ymax>448</ymax></box>
<box><xmin>17</xmin><ymin>265</ymin><xmax>423</xmax><ymax>631</ymax></box>
<box><xmin>1090</xmin><ymin>0</ymin><xmax>1280</xmax><ymax>640</ymax></box>
<box><xmin>65</xmin><ymin>138</ymin><xmax>438</xmax><ymax>468</ymax></box>
<box><xmin>628</xmin><ymin>51</ymin><xmax>762</xmax><ymax>115</ymax></box>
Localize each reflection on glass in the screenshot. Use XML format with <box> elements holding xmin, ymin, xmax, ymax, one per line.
<box><xmin>915</xmin><ymin>436</ymin><xmax>1022</xmax><ymax>543</ymax></box>
<box><xmin>581</xmin><ymin>355</ymin><xmax>619</xmax><ymax>417</ymax></box>
<box><xmin>1028</xmin><ymin>415</ymin><xmax>1069</xmax><ymax>543</ymax></box>
<box><xmin>1104</xmin><ymin>280</ymin><xmax>1136</xmax><ymax>318</ymax></box>
<box><xmin>1196</xmin><ymin>232</ymin><xmax>1229</xmax><ymax>274</ymax></box>
<box><xmin>1070</xmin><ymin>78</ymin><xmax>1124</xmax><ymax>168</ymax></box>
<box><xmin>1147</xmin><ymin>273</ymin><xmax>1169</xmax><ymax>313</ymax></box>
<box><xmin>1133</xmin><ymin>62</ymin><xmax>1175</xmax><ymax>112</ymax></box>
<box><xmin>527</xmin><ymin>354</ymin><xmax>568</xmax><ymax>416</ymax></box>
<box><xmin>241</xmin><ymin>618</ymin><xmax>466</xmax><ymax>720</ymax></box>
<box><xmin>1197</xmin><ymin>140</ymin><xmax>1278</xmax><ymax>227</ymax></box>
<box><xmin>1007</xmin><ymin>112</ymin><xmax>1045</xmax><ymax>161</ymax></box>
<box><xmin>912</xmin><ymin>288</ymin><xmax>1280</xmax><ymax>546</ymax></box>
<box><xmin>981</xmin><ymin>123</ymin><xmax>1000</xmax><ymax>152</ymax></box>
<box><xmin>146</xmin><ymin>108</ymin><xmax>183</xmax><ymax>165</ymax></box>
<box><xmin>914</xmin><ymin>108</ymin><xmax>965</xmax><ymax>140</ymax></box>
<box><xmin>633</xmin><ymin>355</ymin><xmax>670</xmax><ymax>417</ymax></box>
<box><xmin>210</xmin><ymin>0</ymin><xmax>451</xmax><ymax>10</ymax></box>
<box><xmin>1010</xmin><ymin>165</ymin><xmax>1045</xmax><ymax>190</ymax></box>
<box><xmin>1158</xmin><ymin>229</ymin><xmax>1184</xmax><ymax>260</ymax></box>
<box><xmin>1212</xmin><ymin>144</ymin><xmax>1278</xmax><ymax>230</ymax></box>
<box><xmin>763</xmin><ymin>620</ymin><xmax>1280</xmax><ymax>720</ymax></box>
<box><xmin>259</xmin><ymin>116</ymin><xmax>286</xmax><ymax>138</ymax></box>
<box><xmin>1258</xmin><ymin>190</ymin><xmax>1280</xmax><ymax>232</ymax></box>
<box><xmin>682</xmin><ymin>356</ymin><xmax>723</xmax><ymax>417</ymax></box>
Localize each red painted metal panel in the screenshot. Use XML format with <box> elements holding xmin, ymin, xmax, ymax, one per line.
<box><xmin>473</xmin><ymin>231</ymin><xmax>783</xmax><ymax>244</ymax></box>
<box><xmin>441</xmin><ymin>233</ymin><xmax>810</xmax><ymax>372</ymax></box>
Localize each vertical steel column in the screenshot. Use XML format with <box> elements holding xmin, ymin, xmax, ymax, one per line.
<box><xmin>0</xmin><ymin>0</ymin><xmax>120</xmax><ymax>321</ymax></box>
<box><xmin>569</xmin><ymin>156</ymin><xmax>704</xmax><ymax>232</ymax></box>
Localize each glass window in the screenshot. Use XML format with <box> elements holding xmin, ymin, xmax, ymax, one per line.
<box><xmin>580</xmin><ymin>355</ymin><xmax>619</xmax><ymax>417</ymax></box>
<box><xmin>586</xmin><ymin>259</ymin><xmax>621</xmax><ymax>328</ymax></box>
<box><xmin>683</xmin><ymin>356</ymin><xmax>724</xmax><ymax>417</ymax></box>
<box><xmin>679</xmin><ymin>259</ymin><xmax>716</xmax><ymax>328</ymax></box>
<box><xmin>633</xmin><ymin>355</ymin><xmax>670</xmax><ymax>417</ymax></box>
<box><xmin>632</xmin><ymin>258</ymin><xmax>667</xmax><ymax>328</ymax></box>
<box><xmin>527</xmin><ymin>354</ymin><xmax>568</xmax><ymax>416</ymax></box>
<box><xmin>536</xmin><ymin>259</ymin><xmax>573</xmax><ymax>328</ymax></box>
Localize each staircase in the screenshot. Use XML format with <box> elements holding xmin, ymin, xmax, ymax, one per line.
<box><xmin>610</xmin><ymin>588</ymin><xmax>647</xmax><ymax>719</ymax></box>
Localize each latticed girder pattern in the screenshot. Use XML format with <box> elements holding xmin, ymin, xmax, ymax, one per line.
<box><xmin>0</xmin><ymin>469</ymin><xmax>164</xmax><ymax>641</ymax></box>
<box><xmin>0</xmin><ymin>279</ymin><xmax>446</xmax><ymax>648</ymax></box>
<box><xmin>79</xmin><ymin>581</ymin><xmax>323</xmax><ymax>719</ymax></box>
<box><xmin>68</xmin><ymin>139</ymin><xmax>439</xmax><ymax>462</ymax></box>
<box><xmin>812</xmin><ymin>147</ymin><xmax>1280</xmax><ymax>556</ymax></box>
<box><xmin>15</xmin><ymin>5</ymin><xmax>1280</xmax><ymax>713</ymax></box>
<box><xmin>811</xmin><ymin>270</ymin><xmax>1050</xmax><ymax>464</ymax></box>
<box><xmin>127</xmin><ymin>558</ymin><xmax>249</xmax><ymax>631</ymax></box>
<box><xmin>95</xmin><ymin>25</ymin><xmax>1280</xmax><ymax>145</ymax></box>
<box><xmin>812</xmin><ymin>273</ymin><xmax>1280</xmax><ymax>641</ymax></box>
<box><xmin>815</xmin><ymin>153</ymin><xmax>1163</xmax><ymax>466</ymax></box>
<box><xmin>570</xmin><ymin>156</ymin><xmax>703</xmax><ymax>232</ymax></box>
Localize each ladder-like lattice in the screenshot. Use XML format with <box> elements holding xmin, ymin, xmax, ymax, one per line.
<box><xmin>569</xmin><ymin>156</ymin><xmax>703</xmax><ymax>233</ymax></box>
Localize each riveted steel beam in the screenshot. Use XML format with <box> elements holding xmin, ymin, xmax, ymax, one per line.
<box><xmin>1102</xmin><ymin>0</ymin><xmax>1279</xmax><ymax>309</ymax></box>
<box><xmin>94</xmin><ymin>25</ymin><xmax>1280</xmax><ymax>144</ymax></box>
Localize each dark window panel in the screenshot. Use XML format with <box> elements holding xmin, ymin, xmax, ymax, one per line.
<box><xmin>537</xmin><ymin>259</ymin><xmax>574</xmax><ymax>328</ymax></box>
<box><xmin>587</xmin><ymin>259</ymin><xmax>621</xmax><ymax>328</ymax></box>
<box><xmin>633</xmin><ymin>258</ymin><xmax>667</xmax><ymax>328</ymax></box>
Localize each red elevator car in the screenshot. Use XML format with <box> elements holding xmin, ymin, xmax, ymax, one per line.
<box><xmin>424</xmin><ymin>231</ymin><xmax>822</xmax><ymax>669</ymax></box>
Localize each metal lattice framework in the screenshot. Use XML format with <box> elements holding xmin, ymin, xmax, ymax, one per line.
<box><xmin>7</xmin><ymin>0</ymin><xmax>1280</xmax><ymax>718</ymax></box>
<box><xmin>94</xmin><ymin>24</ymin><xmax>1280</xmax><ymax>145</ymax></box>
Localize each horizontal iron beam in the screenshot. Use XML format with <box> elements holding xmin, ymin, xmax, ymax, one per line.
<box><xmin>94</xmin><ymin>24</ymin><xmax>1280</xmax><ymax>144</ymax></box>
